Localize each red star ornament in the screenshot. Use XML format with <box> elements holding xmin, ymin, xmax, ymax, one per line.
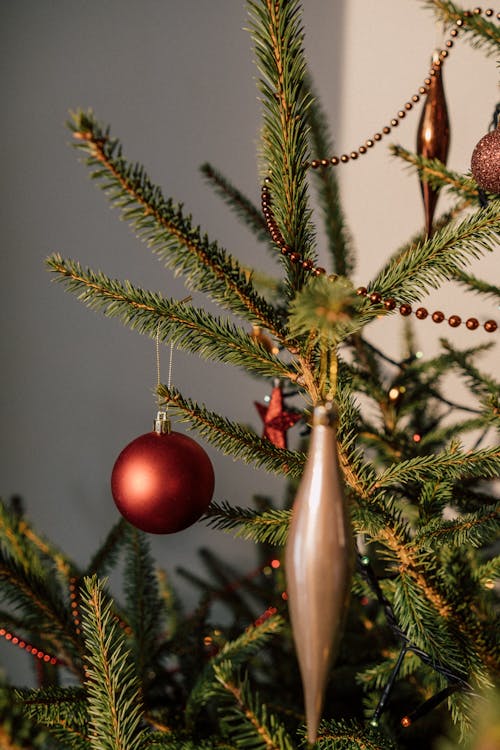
<box><xmin>255</xmin><ymin>385</ymin><xmax>301</xmax><ymax>449</ymax></box>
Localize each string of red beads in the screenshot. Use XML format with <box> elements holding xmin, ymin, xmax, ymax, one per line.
<box><xmin>261</xmin><ymin>182</ymin><xmax>498</xmax><ymax>334</ymax></box>
<box><xmin>304</xmin><ymin>7</ymin><xmax>499</xmax><ymax>170</ymax></box>
<box><xmin>251</xmin><ymin>606</ymin><xmax>278</xmax><ymax>629</ymax></box>
<box><xmin>69</xmin><ymin>576</ymin><xmax>82</xmax><ymax>636</ymax></box>
<box><xmin>0</xmin><ymin>627</ymin><xmax>59</xmax><ymax>665</ymax></box>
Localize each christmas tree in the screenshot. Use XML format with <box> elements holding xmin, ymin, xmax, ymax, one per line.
<box><xmin>1</xmin><ymin>1</ymin><xmax>499</xmax><ymax>748</ymax></box>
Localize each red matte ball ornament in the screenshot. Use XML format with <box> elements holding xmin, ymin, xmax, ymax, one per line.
<box><xmin>111</xmin><ymin>412</ymin><xmax>215</xmax><ymax>534</ymax></box>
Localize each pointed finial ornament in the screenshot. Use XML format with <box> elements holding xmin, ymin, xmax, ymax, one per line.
<box><xmin>416</xmin><ymin>54</ymin><xmax>450</xmax><ymax>236</ymax></box>
<box><xmin>285</xmin><ymin>402</ymin><xmax>354</xmax><ymax>743</ymax></box>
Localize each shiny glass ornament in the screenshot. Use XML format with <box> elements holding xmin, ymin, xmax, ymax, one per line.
<box><xmin>416</xmin><ymin>61</ymin><xmax>450</xmax><ymax>236</ymax></box>
<box><xmin>285</xmin><ymin>403</ymin><xmax>354</xmax><ymax>743</ymax></box>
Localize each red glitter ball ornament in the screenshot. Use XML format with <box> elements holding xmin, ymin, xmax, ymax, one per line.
<box><xmin>111</xmin><ymin>416</ymin><xmax>214</xmax><ymax>534</ymax></box>
<box><xmin>471</xmin><ymin>125</ymin><xmax>500</xmax><ymax>194</ymax></box>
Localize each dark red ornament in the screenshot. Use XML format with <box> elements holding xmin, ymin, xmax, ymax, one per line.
<box><xmin>416</xmin><ymin>60</ymin><xmax>450</xmax><ymax>236</ymax></box>
<box><xmin>255</xmin><ymin>383</ymin><xmax>301</xmax><ymax>449</ymax></box>
<box><xmin>111</xmin><ymin>415</ymin><xmax>214</xmax><ymax>534</ymax></box>
<box><xmin>471</xmin><ymin>124</ymin><xmax>500</xmax><ymax>194</ymax></box>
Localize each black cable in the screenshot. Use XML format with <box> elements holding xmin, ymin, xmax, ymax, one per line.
<box><xmin>357</xmin><ymin>553</ymin><xmax>475</xmax><ymax>728</ymax></box>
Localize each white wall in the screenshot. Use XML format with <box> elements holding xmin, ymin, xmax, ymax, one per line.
<box><xmin>0</xmin><ymin>1</ymin><xmax>497</xmax><ymax>682</ymax></box>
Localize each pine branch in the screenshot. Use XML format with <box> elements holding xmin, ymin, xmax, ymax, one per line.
<box><xmin>370</xmin><ymin>199</ymin><xmax>500</xmax><ymax>302</ymax></box>
<box><xmin>453</xmin><ymin>269</ymin><xmax>500</xmax><ymax>304</ymax></box>
<box><xmin>68</xmin><ymin>110</ymin><xmax>284</xmax><ymax>337</ymax></box>
<box><xmin>373</xmin><ymin>446</ymin><xmax>500</xmax><ymax>489</ymax></box>
<box><xmin>191</xmin><ymin>548</ymin><xmax>266</xmax><ymax>618</ymax></box>
<box><xmin>209</xmin><ymin>662</ymin><xmax>294</xmax><ymax>750</ymax></box>
<box><xmin>249</xmin><ymin>0</ymin><xmax>316</xmax><ymax>292</ymax></box>
<box><xmin>418</xmin><ymin>479</ymin><xmax>454</xmax><ymax>518</ymax></box>
<box><xmin>205</xmin><ymin>502</ymin><xmax>291</xmax><ymax>546</ymax></box>
<box><xmin>418</xmin><ymin>416</ymin><xmax>495</xmax><ymax>447</ymax></box>
<box><xmin>374</xmin><ymin>198</ymin><xmax>472</xmax><ymax>283</ymax></box>
<box><xmin>393</xmin><ymin>573</ymin><xmax>466</xmax><ymax>670</ymax></box>
<box><xmin>47</xmin><ymin>254</ymin><xmax>295</xmax><ymax>380</ymax></box>
<box><xmin>414</xmin><ymin>503</ymin><xmax>500</xmax><ymax>548</ymax></box>
<box><xmin>33</xmin><ymin>724</ymin><xmax>90</xmax><ymax>750</ymax></box>
<box><xmin>123</xmin><ymin>527</ymin><xmax>165</xmax><ymax>685</ymax></box>
<box><xmin>85</xmin><ymin>519</ymin><xmax>128</xmax><ymax>579</ymax></box>
<box><xmin>288</xmin><ymin>275</ymin><xmax>380</xmax><ymax>347</ymax></box>
<box><xmin>473</xmin><ymin>556</ymin><xmax>500</xmax><ymax>587</ymax></box>
<box><xmin>315</xmin><ymin>719</ymin><xmax>396</xmax><ymax>750</ymax></box>
<box><xmin>0</xmin><ymin>499</ymin><xmax>74</xmax><ymax>583</ymax></box>
<box><xmin>15</xmin><ymin>686</ymin><xmax>87</xmax><ymax>729</ymax></box>
<box><xmin>440</xmin><ymin>339</ymin><xmax>499</xmax><ymax>401</ymax></box>
<box><xmin>141</xmin><ymin>737</ymin><xmax>225</xmax><ymax>750</ymax></box>
<box><xmin>357</xmin><ymin>649</ymin><xmax>422</xmax><ymax>692</ymax></box>
<box><xmin>186</xmin><ymin>616</ymin><xmax>283</xmax><ymax>721</ymax></box>
<box><xmin>422</xmin><ymin>0</ymin><xmax>500</xmax><ymax>56</ymax></box>
<box><xmin>157</xmin><ymin>385</ymin><xmax>305</xmax><ymax>478</ymax></box>
<box><xmin>80</xmin><ymin>575</ymin><xmax>148</xmax><ymax>750</ymax></box>
<box><xmin>200</xmin><ymin>163</ymin><xmax>271</xmax><ymax>246</ymax></box>
<box><xmin>154</xmin><ymin>571</ymin><xmax>183</xmax><ymax>647</ymax></box>
<box><xmin>306</xmin><ymin>80</ymin><xmax>354</xmax><ymax>276</ymax></box>
<box><xmin>0</xmin><ymin>550</ymin><xmax>79</xmax><ymax>668</ymax></box>
<box><xmin>390</xmin><ymin>145</ymin><xmax>481</xmax><ymax>202</ymax></box>
<box><xmin>346</xmin><ymin>466</ymin><xmax>499</xmax><ymax>676</ymax></box>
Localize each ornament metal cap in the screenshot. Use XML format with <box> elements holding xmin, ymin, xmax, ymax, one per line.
<box><xmin>153</xmin><ymin>411</ymin><xmax>171</xmax><ymax>434</ymax></box>
<box><xmin>311</xmin><ymin>401</ymin><xmax>338</xmax><ymax>427</ymax></box>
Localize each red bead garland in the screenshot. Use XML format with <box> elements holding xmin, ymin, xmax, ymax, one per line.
<box><xmin>303</xmin><ymin>7</ymin><xmax>499</xmax><ymax>170</ymax></box>
<box><xmin>261</xmin><ymin>182</ymin><xmax>498</xmax><ymax>334</ymax></box>
<box><xmin>69</xmin><ymin>577</ymin><xmax>81</xmax><ymax>636</ymax></box>
<box><xmin>0</xmin><ymin>627</ymin><xmax>59</xmax><ymax>665</ymax></box>
<box><xmin>260</xmin><ymin>8</ymin><xmax>499</xmax><ymax>335</ymax></box>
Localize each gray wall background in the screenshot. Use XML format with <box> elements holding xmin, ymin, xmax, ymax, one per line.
<box><xmin>0</xmin><ymin>1</ymin><xmax>497</xmax><ymax>683</ymax></box>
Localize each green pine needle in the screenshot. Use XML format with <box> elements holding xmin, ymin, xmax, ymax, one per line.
<box><xmin>373</xmin><ymin>445</ymin><xmax>500</xmax><ymax>489</ymax></box>
<box><xmin>80</xmin><ymin>575</ymin><xmax>148</xmax><ymax>750</ymax></box>
<box><xmin>157</xmin><ymin>384</ymin><xmax>305</xmax><ymax>478</ymax></box>
<box><xmin>15</xmin><ymin>686</ymin><xmax>87</xmax><ymax>729</ymax></box>
<box><xmin>371</xmin><ymin>199</ymin><xmax>500</xmax><ymax>302</ymax></box>
<box><xmin>248</xmin><ymin>0</ymin><xmax>316</xmax><ymax>293</ymax></box>
<box><xmin>46</xmin><ymin>254</ymin><xmax>294</xmax><ymax>380</ymax></box>
<box><xmin>305</xmin><ymin>79</ymin><xmax>355</xmax><ymax>276</ymax></box>
<box><xmin>288</xmin><ymin>275</ymin><xmax>372</xmax><ymax>346</ymax></box>
<box><xmin>200</xmin><ymin>163</ymin><xmax>271</xmax><ymax>247</ymax></box>
<box><xmin>314</xmin><ymin>719</ymin><xmax>397</xmax><ymax>749</ymax></box>
<box><xmin>187</xmin><ymin>615</ymin><xmax>283</xmax><ymax>722</ymax></box>
<box><xmin>205</xmin><ymin>502</ymin><xmax>291</xmax><ymax>546</ymax></box>
<box><xmin>85</xmin><ymin>519</ymin><xmax>129</xmax><ymax>579</ymax></box>
<box><xmin>422</xmin><ymin>1</ymin><xmax>500</xmax><ymax>56</ymax></box>
<box><xmin>390</xmin><ymin>145</ymin><xmax>482</xmax><ymax>202</ymax></box>
<box><xmin>453</xmin><ymin>269</ymin><xmax>500</xmax><ymax>304</ymax></box>
<box><xmin>209</xmin><ymin>661</ymin><xmax>294</xmax><ymax>750</ymax></box>
<box><xmin>123</xmin><ymin>526</ymin><xmax>165</xmax><ymax>683</ymax></box>
<box><xmin>67</xmin><ymin>110</ymin><xmax>283</xmax><ymax>337</ymax></box>
<box><xmin>414</xmin><ymin>503</ymin><xmax>500</xmax><ymax>548</ymax></box>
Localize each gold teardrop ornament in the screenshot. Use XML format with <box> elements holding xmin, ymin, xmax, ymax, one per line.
<box><xmin>285</xmin><ymin>402</ymin><xmax>355</xmax><ymax>743</ymax></box>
